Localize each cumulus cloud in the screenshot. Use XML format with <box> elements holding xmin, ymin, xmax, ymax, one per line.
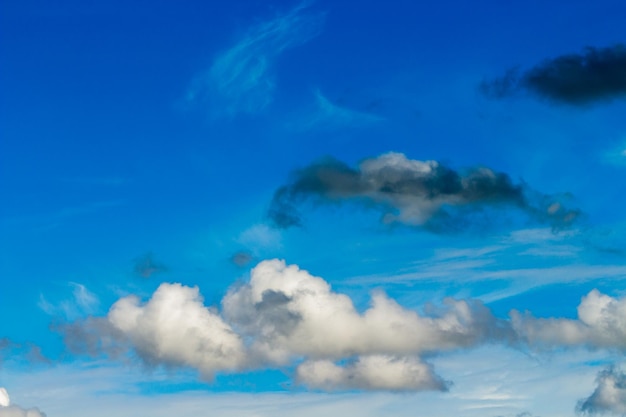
<box><xmin>577</xmin><ymin>366</ymin><xmax>626</xmax><ymax>415</ymax></box>
<box><xmin>186</xmin><ymin>2</ymin><xmax>325</xmax><ymax>116</ymax></box>
<box><xmin>61</xmin><ymin>259</ymin><xmax>514</xmax><ymax>392</ymax></box>
<box><xmin>0</xmin><ymin>389</ymin><xmax>8</xmax><ymax>407</ymax></box>
<box><xmin>59</xmin><ymin>260</ymin><xmax>626</xmax><ymax>393</ymax></box>
<box><xmin>296</xmin><ymin>355</ymin><xmax>449</xmax><ymax>392</ymax></box>
<box><xmin>109</xmin><ymin>283</ymin><xmax>246</xmax><ymax>378</ymax></box>
<box><xmin>512</xmin><ymin>289</ymin><xmax>626</xmax><ymax>351</ymax></box>
<box><xmin>267</xmin><ymin>152</ymin><xmax>580</xmax><ymax>232</ymax></box>
<box><xmin>223</xmin><ymin>259</ymin><xmax>514</xmax><ymax>365</ymax></box>
<box><xmin>481</xmin><ymin>44</ymin><xmax>626</xmax><ymax>105</ymax></box>
<box><xmin>0</xmin><ymin>388</ymin><xmax>46</xmax><ymax>417</ymax></box>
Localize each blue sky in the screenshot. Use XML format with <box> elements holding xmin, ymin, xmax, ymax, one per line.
<box><xmin>1</xmin><ymin>0</ymin><xmax>626</xmax><ymax>416</ymax></box>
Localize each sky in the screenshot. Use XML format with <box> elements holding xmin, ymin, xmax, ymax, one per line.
<box><xmin>1</xmin><ymin>0</ymin><xmax>626</xmax><ymax>416</ymax></box>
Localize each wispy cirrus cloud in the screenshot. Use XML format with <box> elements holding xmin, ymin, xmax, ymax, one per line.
<box><xmin>267</xmin><ymin>152</ymin><xmax>581</xmax><ymax>232</ymax></box>
<box><xmin>186</xmin><ymin>2</ymin><xmax>325</xmax><ymax>117</ymax></box>
<box><xmin>481</xmin><ymin>44</ymin><xmax>626</xmax><ymax>105</ymax></box>
<box><xmin>289</xmin><ymin>89</ymin><xmax>385</xmax><ymax>131</ymax></box>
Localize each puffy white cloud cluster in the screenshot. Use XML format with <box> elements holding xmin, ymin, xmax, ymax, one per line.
<box><xmin>64</xmin><ymin>260</ymin><xmax>513</xmax><ymax>391</ymax></box>
<box><xmin>0</xmin><ymin>388</ymin><xmax>46</xmax><ymax>417</ymax></box>
<box><xmin>577</xmin><ymin>366</ymin><xmax>626</xmax><ymax>415</ymax></box>
<box><xmin>107</xmin><ymin>283</ymin><xmax>246</xmax><ymax>379</ymax></box>
<box><xmin>223</xmin><ymin>259</ymin><xmax>511</xmax><ymax>364</ymax></box>
<box><xmin>61</xmin><ymin>260</ymin><xmax>626</xmax><ymax>392</ymax></box>
<box><xmin>512</xmin><ymin>289</ymin><xmax>626</xmax><ymax>350</ymax></box>
<box><xmin>296</xmin><ymin>355</ymin><xmax>448</xmax><ymax>392</ymax></box>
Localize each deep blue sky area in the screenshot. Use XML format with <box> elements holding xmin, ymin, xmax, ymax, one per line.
<box><xmin>1</xmin><ymin>1</ymin><xmax>626</xmax><ymax>416</ymax></box>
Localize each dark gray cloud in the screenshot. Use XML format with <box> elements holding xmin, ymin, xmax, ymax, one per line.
<box><xmin>133</xmin><ymin>252</ymin><xmax>168</xmax><ymax>278</ymax></box>
<box><xmin>0</xmin><ymin>339</ymin><xmax>49</xmax><ymax>365</ymax></box>
<box><xmin>577</xmin><ymin>366</ymin><xmax>626</xmax><ymax>415</ymax></box>
<box><xmin>231</xmin><ymin>251</ymin><xmax>255</xmax><ymax>267</ymax></box>
<box><xmin>481</xmin><ymin>44</ymin><xmax>626</xmax><ymax>105</ymax></box>
<box><xmin>267</xmin><ymin>152</ymin><xmax>580</xmax><ymax>232</ymax></box>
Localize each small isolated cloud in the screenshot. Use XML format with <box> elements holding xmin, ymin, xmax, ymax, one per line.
<box><xmin>238</xmin><ymin>223</ymin><xmax>282</xmax><ymax>251</ymax></box>
<box><xmin>231</xmin><ymin>251</ymin><xmax>254</xmax><ymax>267</ymax></box>
<box><xmin>577</xmin><ymin>366</ymin><xmax>626</xmax><ymax>415</ymax></box>
<box><xmin>133</xmin><ymin>252</ymin><xmax>168</xmax><ymax>278</ymax></box>
<box><xmin>292</xmin><ymin>89</ymin><xmax>385</xmax><ymax>131</ymax></box>
<box><xmin>512</xmin><ymin>289</ymin><xmax>626</xmax><ymax>351</ymax></box>
<box><xmin>481</xmin><ymin>44</ymin><xmax>626</xmax><ymax>105</ymax></box>
<box><xmin>186</xmin><ymin>2</ymin><xmax>325</xmax><ymax>117</ymax></box>
<box><xmin>296</xmin><ymin>355</ymin><xmax>449</xmax><ymax>392</ymax></box>
<box><xmin>267</xmin><ymin>152</ymin><xmax>580</xmax><ymax>232</ymax></box>
<box><xmin>0</xmin><ymin>388</ymin><xmax>46</xmax><ymax>417</ymax></box>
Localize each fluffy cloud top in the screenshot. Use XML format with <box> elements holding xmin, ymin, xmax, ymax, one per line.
<box><xmin>107</xmin><ymin>283</ymin><xmax>246</xmax><ymax>379</ymax></box>
<box><xmin>0</xmin><ymin>389</ymin><xmax>8</xmax><ymax>407</ymax></box>
<box><xmin>268</xmin><ymin>152</ymin><xmax>579</xmax><ymax>232</ymax></box>
<box><xmin>578</xmin><ymin>366</ymin><xmax>626</xmax><ymax>415</ymax></box>
<box><xmin>512</xmin><ymin>289</ymin><xmax>626</xmax><ymax>351</ymax></box>
<box><xmin>223</xmin><ymin>259</ymin><xmax>513</xmax><ymax>364</ymax></box>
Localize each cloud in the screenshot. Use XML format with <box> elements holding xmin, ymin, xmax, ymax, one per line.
<box><xmin>0</xmin><ymin>388</ymin><xmax>46</xmax><ymax>417</ymax></box>
<box><xmin>231</xmin><ymin>251</ymin><xmax>254</xmax><ymax>267</ymax></box>
<box><xmin>38</xmin><ymin>283</ymin><xmax>99</xmax><ymax>320</ymax></box>
<box><xmin>186</xmin><ymin>2</ymin><xmax>325</xmax><ymax>117</ymax></box>
<box><xmin>577</xmin><ymin>366</ymin><xmax>626</xmax><ymax>415</ymax></box>
<box><xmin>223</xmin><ymin>259</ymin><xmax>514</xmax><ymax>366</ymax></box>
<box><xmin>60</xmin><ymin>259</ymin><xmax>514</xmax><ymax>392</ymax></box>
<box><xmin>291</xmin><ymin>89</ymin><xmax>385</xmax><ymax>131</ymax></box>
<box><xmin>133</xmin><ymin>252</ymin><xmax>168</xmax><ymax>278</ymax></box>
<box><xmin>481</xmin><ymin>44</ymin><xmax>626</xmax><ymax>105</ymax></box>
<box><xmin>108</xmin><ymin>283</ymin><xmax>246</xmax><ymax>379</ymax></box>
<box><xmin>512</xmin><ymin>289</ymin><xmax>626</xmax><ymax>351</ymax></box>
<box><xmin>296</xmin><ymin>355</ymin><xmax>449</xmax><ymax>392</ymax></box>
<box><xmin>267</xmin><ymin>152</ymin><xmax>580</xmax><ymax>232</ymax></box>
<box><xmin>0</xmin><ymin>389</ymin><xmax>7</xmax><ymax>407</ymax></box>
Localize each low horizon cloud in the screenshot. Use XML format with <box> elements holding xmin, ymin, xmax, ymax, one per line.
<box><xmin>56</xmin><ymin>259</ymin><xmax>626</xmax><ymax>397</ymax></box>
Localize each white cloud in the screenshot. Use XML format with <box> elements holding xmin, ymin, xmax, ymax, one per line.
<box><xmin>0</xmin><ymin>388</ymin><xmax>8</xmax><ymax>407</ymax></box>
<box><xmin>107</xmin><ymin>283</ymin><xmax>246</xmax><ymax>379</ymax></box>
<box><xmin>187</xmin><ymin>2</ymin><xmax>325</xmax><ymax>116</ymax></box>
<box><xmin>578</xmin><ymin>366</ymin><xmax>626</xmax><ymax>415</ymax></box>
<box><xmin>512</xmin><ymin>289</ymin><xmax>626</xmax><ymax>350</ymax></box>
<box><xmin>296</xmin><ymin>355</ymin><xmax>448</xmax><ymax>391</ymax></box>
<box><xmin>223</xmin><ymin>259</ymin><xmax>512</xmax><ymax>365</ymax></box>
<box><xmin>0</xmin><ymin>388</ymin><xmax>46</xmax><ymax>417</ymax></box>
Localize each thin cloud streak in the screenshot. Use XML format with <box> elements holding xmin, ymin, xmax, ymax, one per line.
<box><xmin>186</xmin><ymin>2</ymin><xmax>325</xmax><ymax>117</ymax></box>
